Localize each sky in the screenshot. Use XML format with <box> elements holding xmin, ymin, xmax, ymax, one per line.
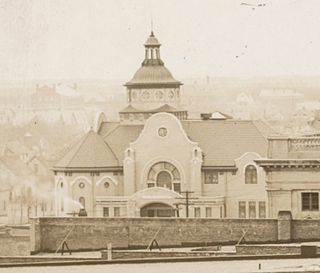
<box><xmin>1</xmin><ymin>0</ymin><xmax>320</xmax><ymax>81</ymax></box>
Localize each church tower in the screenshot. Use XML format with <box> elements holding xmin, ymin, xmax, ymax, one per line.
<box><xmin>120</xmin><ymin>31</ymin><xmax>187</xmax><ymax>124</ymax></box>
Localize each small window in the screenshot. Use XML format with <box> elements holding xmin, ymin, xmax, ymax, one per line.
<box><xmin>79</xmin><ymin>197</ymin><xmax>85</xmax><ymax>209</ymax></box>
<box><xmin>204</xmin><ymin>171</ymin><xmax>219</xmax><ymax>184</ymax></box>
<box><xmin>205</xmin><ymin>207</ymin><xmax>212</xmax><ymax>218</ymax></box>
<box><xmin>147</xmin><ymin>183</ymin><xmax>155</xmax><ymax>188</ymax></box>
<box><xmin>114</xmin><ymin>207</ymin><xmax>120</xmax><ymax>217</ymax></box>
<box><xmin>239</xmin><ymin>201</ymin><xmax>246</xmax><ymax>218</ymax></box>
<box><xmin>249</xmin><ymin>201</ymin><xmax>256</xmax><ymax>219</ymax></box>
<box><xmin>302</xmin><ymin>193</ymin><xmax>319</xmax><ymax>211</ymax></box>
<box><xmin>245</xmin><ymin>165</ymin><xmax>257</xmax><ymax>184</ymax></box>
<box><xmin>259</xmin><ymin>201</ymin><xmax>266</xmax><ymax>218</ymax></box>
<box><xmin>104</xmin><ymin>182</ymin><xmax>110</xmax><ymax>189</ymax></box>
<box><xmin>103</xmin><ymin>207</ymin><xmax>109</xmax><ymax>217</ymax></box>
<box><xmin>173</xmin><ymin>183</ymin><xmax>181</xmax><ymax>193</ymax></box>
<box><xmin>194</xmin><ymin>207</ymin><xmax>201</xmax><ymax>218</ymax></box>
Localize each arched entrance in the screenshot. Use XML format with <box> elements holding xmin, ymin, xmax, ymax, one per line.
<box><xmin>140</xmin><ymin>202</ymin><xmax>175</xmax><ymax>217</ymax></box>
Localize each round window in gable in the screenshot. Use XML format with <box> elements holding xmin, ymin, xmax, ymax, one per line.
<box><xmin>104</xmin><ymin>182</ymin><xmax>110</xmax><ymax>189</ymax></box>
<box><xmin>79</xmin><ymin>182</ymin><xmax>85</xmax><ymax>189</ymax></box>
<box><xmin>158</xmin><ymin>127</ymin><xmax>168</xmax><ymax>137</ymax></box>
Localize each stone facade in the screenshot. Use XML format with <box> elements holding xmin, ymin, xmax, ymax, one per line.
<box><xmin>53</xmin><ymin>31</ymin><xmax>272</xmax><ymax>219</ymax></box>
<box><xmin>256</xmin><ymin>136</ymin><xmax>320</xmax><ymax>219</ymax></box>
<box><xmin>30</xmin><ymin>214</ymin><xmax>320</xmax><ymax>253</ymax></box>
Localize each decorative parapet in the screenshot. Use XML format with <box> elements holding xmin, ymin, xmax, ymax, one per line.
<box><xmin>289</xmin><ymin>137</ymin><xmax>320</xmax><ymax>151</ymax></box>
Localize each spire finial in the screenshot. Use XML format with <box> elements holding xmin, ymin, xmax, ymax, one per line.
<box><xmin>151</xmin><ymin>18</ymin><xmax>154</xmax><ymax>36</ymax></box>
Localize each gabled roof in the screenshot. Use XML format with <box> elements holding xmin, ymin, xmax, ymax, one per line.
<box><xmin>98</xmin><ymin>119</ymin><xmax>275</xmax><ymax>167</ymax></box>
<box><xmin>53</xmin><ymin>130</ymin><xmax>119</xmax><ymax>170</ymax></box>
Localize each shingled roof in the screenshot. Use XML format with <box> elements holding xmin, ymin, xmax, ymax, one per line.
<box><xmin>53</xmin><ymin>129</ymin><xmax>119</xmax><ymax>170</ymax></box>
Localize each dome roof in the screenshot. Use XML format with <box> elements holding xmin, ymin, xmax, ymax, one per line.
<box><xmin>125</xmin><ymin>65</ymin><xmax>181</xmax><ymax>86</ymax></box>
<box><xmin>144</xmin><ymin>31</ymin><xmax>161</xmax><ymax>47</ymax></box>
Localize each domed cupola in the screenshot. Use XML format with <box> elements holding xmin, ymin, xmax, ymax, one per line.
<box><xmin>124</xmin><ymin>31</ymin><xmax>183</xmax><ymax>111</ymax></box>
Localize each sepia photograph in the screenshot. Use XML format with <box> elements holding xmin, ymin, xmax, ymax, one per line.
<box><xmin>1</xmin><ymin>0</ymin><xmax>320</xmax><ymax>272</ymax></box>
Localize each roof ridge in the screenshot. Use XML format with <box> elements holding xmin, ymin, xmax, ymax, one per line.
<box><xmin>102</xmin><ymin>139</ymin><xmax>120</xmax><ymax>165</ymax></box>
<box><xmin>251</xmin><ymin>120</ymin><xmax>270</xmax><ymax>143</ymax></box>
<box><xmin>101</xmin><ymin>124</ymin><xmax>121</xmax><ymax>139</ymax></box>
<box><xmin>65</xmin><ymin>131</ymin><xmax>93</xmax><ymax>168</ymax></box>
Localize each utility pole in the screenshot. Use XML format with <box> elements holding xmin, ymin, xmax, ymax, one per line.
<box><xmin>175</xmin><ymin>190</ymin><xmax>198</xmax><ymax>218</ymax></box>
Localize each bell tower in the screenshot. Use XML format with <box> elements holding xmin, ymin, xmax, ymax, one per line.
<box><xmin>124</xmin><ymin>31</ymin><xmax>183</xmax><ymax>110</ymax></box>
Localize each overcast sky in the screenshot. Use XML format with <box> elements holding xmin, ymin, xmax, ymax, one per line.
<box><xmin>1</xmin><ymin>0</ymin><xmax>320</xmax><ymax>81</ymax></box>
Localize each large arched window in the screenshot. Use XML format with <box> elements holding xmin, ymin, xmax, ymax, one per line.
<box><xmin>245</xmin><ymin>165</ymin><xmax>257</xmax><ymax>184</ymax></box>
<box><xmin>147</xmin><ymin>161</ymin><xmax>181</xmax><ymax>192</ymax></box>
<box><xmin>157</xmin><ymin>171</ymin><xmax>172</xmax><ymax>189</ymax></box>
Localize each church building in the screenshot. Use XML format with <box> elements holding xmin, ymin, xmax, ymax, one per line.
<box><xmin>53</xmin><ymin>31</ymin><xmax>274</xmax><ymax>219</ymax></box>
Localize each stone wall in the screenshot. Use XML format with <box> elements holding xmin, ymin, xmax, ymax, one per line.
<box><xmin>292</xmin><ymin>220</ymin><xmax>320</xmax><ymax>241</ymax></box>
<box><xmin>29</xmin><ymin>211</ymin><xmax>320</xmax><ymax>253</ymax></box>
<box><xmin>235</xmin><ymin>245</ymin><xmax>301</xmax><ymax>256</ymax></box>
<box><xmin>0</xmin><ymin>234</ymin><xmax>30</xmax><ymax>256</ymax></box>
<box><xmin>31</xmin><ymin>217</ymin><xmax>278</xmax><ymax>253</ymax></box>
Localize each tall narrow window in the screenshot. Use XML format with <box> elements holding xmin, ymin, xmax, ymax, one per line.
<box><xmin>103</xmin><ymin>207</ymin><xmax>109</xmax><ymax>217</ymax></box>
<box><xmin>239</xmin><ymin>201</ymin><xmax>246</xmax><ymax>218</ymax></box>
<box><xmin>173</xmin><ymin>183</ymin><xmax>181</xmax><ymax>193</ymax></box>
<box><xmin>249</xmin><ymin>201</ymin><xmax>256</xmax><ymax>219</ymax></box>
<box><xmin>79</xmin><ymin>197</ymin><xmax>85</xmax><ymax>209</ymax></box>
<box><xmin>114</xmin><ymin>207</ymin><xmax>120</xmax><ymax>217</ymax></box>
<box><xmin>259</xmin><ymin>201</ymin><xmax>266</xmax><ymax>218</ymax></box>
<box><xmin>245</xmin><ymin>165</ymin><xmax>257</xmax><ymax>184</ymax></box>
<box><xmin>205</xmin><ymin>207</ymin><xmax>212</xmax><ymax>218</ymax></box>
<box><xmin>302</xmin><ymin>193</ymin><xmax>319</xmax><ymax>211</ymax></box>
<box><xmin>194</xmin><ymin>207</ymin><xmax>201</xmax><ymax>218</ymax></box>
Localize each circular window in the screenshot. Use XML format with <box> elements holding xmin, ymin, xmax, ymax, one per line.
<box><xmin>155</xmin><ymin>90</ymin><xmax>164</xmax><ymax>100</ymax></box>
<box><xmin>79</xmin><ymin>182</ymin><xmax>85</xmax><ymax>189</ymax></box>
<box><xmin>168</xmin><ymin>90</ymin><xmax>175</xmax><ymax>99</ymax></box>
<box><xmin>142</xmin><ymin>91</ymin><xmax>150</xmax><ymax>100</ymax></box>
<box><xmin>131</xmin><ymin>90</ymin><xmax>137</xmax><ymax>100</ymax></box>
<box><xmin>158</xmin><ymin>127</ymin><xmax>168</xmax><ymax>137</ymax></box>
<box><xmin>104</xmin><ymin>182</ymin><xmax>110</xmax><ymax>189</ymax></box>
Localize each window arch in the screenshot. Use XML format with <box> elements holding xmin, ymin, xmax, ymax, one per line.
<box><xmin>245</xmin><ymin>165</ymin><xmax>257</xmax><ymax>184</ymax></box>
<box><xmin>147</xmin><ymin>161</ymin><xmax>181</xmax><ymax>192</ymax></box>
<box><xmin>147</xmin><ymin>162</ymin><xmax>180</xmax><ymax>181</ymax></box>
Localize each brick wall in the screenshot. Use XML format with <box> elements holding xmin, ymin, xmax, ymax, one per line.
<box><xmin>30</xmin><ymin>217</ymin><xmax>278</xmax><ymax>252</ymax></box>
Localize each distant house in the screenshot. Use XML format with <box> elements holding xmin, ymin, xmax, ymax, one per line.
<box><xmin>31</xmin><ymin>85</ymin><xmax>61</xmax><ymax>111</ymax></box>
<box><xmin>0</xmin><ymin>155</ymin><xmax>54</xmax><ymax>225</ymax></box>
